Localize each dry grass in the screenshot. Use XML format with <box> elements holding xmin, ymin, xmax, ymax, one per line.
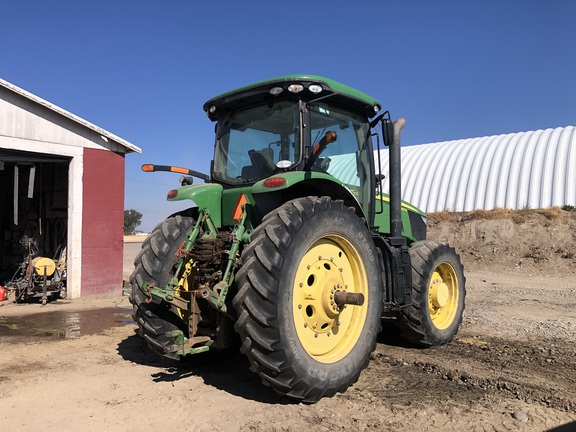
<box><xmin>428</xmin><ymin>206</ymin><xmax>568</xmax><ymax>225</ymax></box>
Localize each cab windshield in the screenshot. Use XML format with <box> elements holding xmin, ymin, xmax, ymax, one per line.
<box><xmin>213</xmin><ymin>100</ymin><xmax>300</xmax><ymax>184</ymax></box>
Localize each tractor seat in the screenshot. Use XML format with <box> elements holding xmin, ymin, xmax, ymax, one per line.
<box><xmin>245</xmin><ymin>148</ymin><xmax>275</xmax><ymax>180</ymax></box>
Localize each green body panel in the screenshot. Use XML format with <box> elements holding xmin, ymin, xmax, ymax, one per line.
<box><xmin>167</xmin><ymin>183</ymin><xmax>224</xmax><ymax>228</ymax></box>
<box><xmin>373</xmin><ymin>194</ymin><xmax>426</xmax><ymax>243</ymax></box>
<box><xmin>205</xmin><ymin>74</ymin><xmax>380</xmax><ymax>109</ymax></box>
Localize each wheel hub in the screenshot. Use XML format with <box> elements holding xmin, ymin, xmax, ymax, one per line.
<box><xmin>293</xmin><ymin>237</ymin><xmax>369</xmax><ymax>363</ymax></box>
<box><xmin>430</xmin><ymin>280</ymin><xmax>449</xmax><ymax>308</ymax></box>
<box><xmin>428</xmin><ymin>265</ymin><xmax>459</xmax><ymax>330</ymax></box>
<box><xmin>300</xmin><ymin>258</ymin><xmax>344</xmax><ymax>332</ymax></box>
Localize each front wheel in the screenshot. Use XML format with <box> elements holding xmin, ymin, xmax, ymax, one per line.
<box><xmin>233</xmin><ymin>197</ymin><xmax>383</xmax><ymax>403</ymax></box>
<box><xmin>397</xmin><ymin>240</ymin><xmax>466</xmax><ymax>346</ymax></box>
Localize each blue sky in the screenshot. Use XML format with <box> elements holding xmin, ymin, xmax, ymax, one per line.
<box><xmin>2</xmin><ymin>1</ymin><xmax>575</xmax><ymax>231</ymax></box>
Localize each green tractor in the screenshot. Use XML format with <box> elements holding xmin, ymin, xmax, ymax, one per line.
<box><xmin>130</xmin><ymin>75</ymin><xmax>465</xmax><ymax>403</ymax></box>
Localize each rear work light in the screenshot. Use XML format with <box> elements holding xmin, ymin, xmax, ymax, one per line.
<box><xmin>269</xmin><ymin>86</ymin><xmax>283</xmax><ymax>95</ymax></box>
<box><xmin>288</xmin><ymin>84</ymin><xmax>304</xmax><ymax>93</ymax></box>
<box><xmin>308</xmin><ymin>84</ymin><xmax>323</xmax><ymax>94</ymax></box>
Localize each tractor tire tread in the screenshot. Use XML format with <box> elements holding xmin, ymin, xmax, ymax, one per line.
<box><xmin>129</xmin><ymin>215</ymin><xmax>195</xmax><ymax>359</ymax></box>
<box><xmin>233</xmin><ymin>196</ymin><xmax>382</xmax><ymax>403</ymax></box>
<box><xmin>397</xmin><ymin>240</ymin><xmax>466</xmax><ymax>347</ymax></box>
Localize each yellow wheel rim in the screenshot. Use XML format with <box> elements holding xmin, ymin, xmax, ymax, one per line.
<box><xmin>428</xmin><ymin>262</ymin><xmax>459</xmax><ymax>330</ymax></box>
<box><xmin>292</xmin><ymin>235</ymin><xmax>369</xmax><ymax>364</ymax></box>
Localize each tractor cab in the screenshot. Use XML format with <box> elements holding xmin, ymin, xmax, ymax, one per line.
<box><xmin>206</xmin><ymin>75</ymin><xmax>381</xmax><ymax>221</ymax></box>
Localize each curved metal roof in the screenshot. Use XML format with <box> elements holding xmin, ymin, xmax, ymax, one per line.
<box><xmin>376</xmin><ymin>126</ymin><xmax>576</xmax><ymax>212</ymax></box>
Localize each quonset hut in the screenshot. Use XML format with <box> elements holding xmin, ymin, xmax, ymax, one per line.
<box><xmin>357</xmin><ymin>126</ymin><xmax>575</xmax><ymax>213</ymax></box>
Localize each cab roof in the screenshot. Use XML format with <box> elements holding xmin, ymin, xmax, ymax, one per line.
<box><xmin>203</xmin><ymin>75</ymin><xmax>382</xmax><ymax>121</ymax></box>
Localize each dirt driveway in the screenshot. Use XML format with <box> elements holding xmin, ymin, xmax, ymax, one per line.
<box><xmin>1</xmin><ymin>213</ymin><xmax>575</xmax><ymax>431</ymax></box>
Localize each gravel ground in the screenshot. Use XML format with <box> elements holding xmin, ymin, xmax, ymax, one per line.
<box><xmin>0</xmin><ymin>212</ymin><xmax>575</xmax><ymax>431</ymax></box>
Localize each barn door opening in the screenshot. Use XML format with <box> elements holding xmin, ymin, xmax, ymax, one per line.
<box><xmin>0</xmin><ymin>149</ymin><xmax>70</xmax><ymax>302</ymax></box>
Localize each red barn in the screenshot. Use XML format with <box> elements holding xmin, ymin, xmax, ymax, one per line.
<box><xmin>0</xmin><ymin>78</ymin><xmax>141</xmax><ymax>297</ymax></box>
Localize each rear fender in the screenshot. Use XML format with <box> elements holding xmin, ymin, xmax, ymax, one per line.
<box><xmin>251</xmin><ymin>172</ymin><xmax>367</xmax><ymax>221</ymax></box>
<box><xmin>167</xmin><ymin>183</ymin><xmax>224</xmax><ymax>227</ymax></box>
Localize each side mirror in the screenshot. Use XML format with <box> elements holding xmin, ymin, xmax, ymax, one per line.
<box><xmin>383</xmin><ymin>118</ymin><xmax>394</xmax><ymax>147</ymax></box>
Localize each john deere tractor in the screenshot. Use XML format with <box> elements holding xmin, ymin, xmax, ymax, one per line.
<box><xmin>130</xmin><ymin>75</ymin><xmax>465</xmax><ymax>403</ymax></box>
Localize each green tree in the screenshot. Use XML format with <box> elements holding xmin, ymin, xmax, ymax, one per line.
<box><xmin>124</xmin><ymin>209</ymin><xmax>143</xmax><ymax>235</ymax></box>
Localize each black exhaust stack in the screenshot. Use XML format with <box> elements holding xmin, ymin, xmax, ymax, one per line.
<box><xmin>371</xmin><ymin>114</ymin><xmax>412</xmax><ymax>306</ymax></box>
<box><xmin>389</xmin><ymin>118</ymin><xmax>406</xmax><ymax>246</ymax></box>
<box><xmin>380</xmin><ymin>117</ymin><xmax>412</xmax><ymax>306</ymax></box>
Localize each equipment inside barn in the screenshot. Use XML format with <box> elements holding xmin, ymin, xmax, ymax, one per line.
<box><xmin>0</xmin><ymin>150</ymin><xmax>69</xmax><ymax>303</ymax></box>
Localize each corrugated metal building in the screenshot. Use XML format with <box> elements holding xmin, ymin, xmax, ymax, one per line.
<box><xmin>328</xmin><ymin>126</ymin><xmax>575</xmax><ymax>213</ymax></box>
<box><xmin>0</xmin><ymin>78</ymin><xmax>141</xmax><ymax>298</ymax></box>
<box><xmin>383</xmin><ymin>126</ymin><xmax>576</xmax><ymax>212</ymax></box>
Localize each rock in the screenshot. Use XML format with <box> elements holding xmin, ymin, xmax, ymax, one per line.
<box><xmin>512</xmin><ymin>410</ymin><xmax>529</xmax><ymax>422</ymax></box>
<box><xmin>447</xmin><ymin>371</ymin><xmax>458</xmax><ymax>381</ymax></box>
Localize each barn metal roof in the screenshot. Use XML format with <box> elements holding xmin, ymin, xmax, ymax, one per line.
<box><xmin>0</xmin><ymin>78</ymin><xmax>141</xmax><ymax>154</ymax></box>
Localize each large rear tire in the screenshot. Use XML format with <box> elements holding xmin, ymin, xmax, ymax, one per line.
<box><xmin>233</xmin><ymin>196</ymin><xmax>382</xmax><ymax>403</ymax></box>
<box><xmin>129</xmin><ymin>215</ymin><xmax>195</xmax><ymax>360</ymax></box>
<box><xmin>397</xmin><ymin>240</ymin><xmax>466</xmax><ymax>347</ymax></box>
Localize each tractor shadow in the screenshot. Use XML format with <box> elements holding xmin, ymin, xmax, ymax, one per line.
<box><xmin>377</xmin><ymin>320</ymin><xmax>424</xmax><ymax>349</ymax></box>
<box><xmin>117</xmin><ymin>331</ymin><xmax>290</xmax><ymax>404</ymax></box>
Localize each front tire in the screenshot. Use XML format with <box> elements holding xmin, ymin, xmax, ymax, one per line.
<box><xmin>397</xmin><ymin>240</ymin><xmax>466</xmax><ymax>346</ymax></box>
<box><xmin>233</xmin><ymin>196</ymin><xmax>382</xmax><ymax>403</ymax></box>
